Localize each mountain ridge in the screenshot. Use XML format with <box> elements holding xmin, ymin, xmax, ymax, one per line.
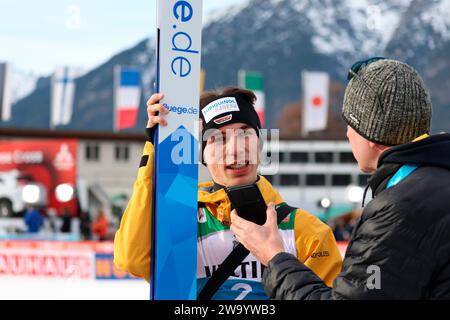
<box><xmin>5</xmin><ymin>0</ymin><xmax>449</xmax><ymax>133</ymax></box>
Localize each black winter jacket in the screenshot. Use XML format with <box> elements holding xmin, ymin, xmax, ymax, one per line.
<box><xmin>262</xmin><ymin>134</ymin><xmax>450</xmax><ymax>299</ymax></box>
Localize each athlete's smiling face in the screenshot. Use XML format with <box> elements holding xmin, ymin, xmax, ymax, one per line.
<box><xmin>203</xmin><ymin>122</ymin><xmax>259</xmax><ymax>187</ymax></box>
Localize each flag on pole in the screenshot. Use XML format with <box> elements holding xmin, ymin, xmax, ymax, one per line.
<box><xmin>114</xmin><ymin>66</ymin><xmax>141</xmax><ymax>131</ymax></box>
<box><xmin>239</xmin><ymin>70</ymin><xmax>265</xmax><ymax>127</ymax></box>
<box><xmin>51</xmin><ymin>66</ymin><xmax>77</xmax><ymax>128</ymax></box>
<box><xmin>0</xmin><ymin>62</ymin><xmax>12</xmax><ymax>122</ymax></box>
<box><xmin>301</xmin><ymin>71</ymin><xmax>330</xmax><ymax>134</ymax></box>
<box><xmin>200</xmin><ymin>69</ymin><xmax>205</xmax><ymax>94</ymax></box>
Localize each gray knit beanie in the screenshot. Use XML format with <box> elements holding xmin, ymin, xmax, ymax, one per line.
<box><xmin>342</xmin><ymin>59</ymin><xmax>432</xmax><ymax>146</ymax></box>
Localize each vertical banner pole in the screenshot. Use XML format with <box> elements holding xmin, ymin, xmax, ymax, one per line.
<box><xmin>151</xmin><ymin>0</ymin><xmax>203</xmax><ymax>300</ymax></box>
<box><xmin>113</xmin><ymin>65</ymin><xmax>119</xmax><ymax>132</ymax></box>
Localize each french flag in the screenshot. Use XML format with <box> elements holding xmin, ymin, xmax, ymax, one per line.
<box><xmin>114</xmin><ymin>66</ymin><xmax>141</xmax><ymax>131</ymax></box>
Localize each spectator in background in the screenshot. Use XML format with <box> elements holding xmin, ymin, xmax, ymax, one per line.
<box><xmin>330</xmin><ymin>211</ymin><xmax>360</xmax><ymax>242</ymax></box>
<box><xmin>92</xmin><ymin>210</ymin><xmax>108</xmax><ymax>241</ymax></box>
<box><xmin>46</xmin><ymin>208</ymin><xmax>58</xmax><ymax>233</ymax></box>
<box><xmin>60</xmin><ymin>207</ymin><xmax>72</xmax><ymax>233</ymax></box>
<box><xmin>79</xmin><ymin>211</ymin><xmax>92</xmax><ymax>240</ymax></box>
<box><xmin>24</xmin><ymin>205</ymin><xmax>43</xmax><ymax>233</ymax></box>
<box><xmin>331</xmin><ymin>218</ymin><xmax>348</xmax><ymax>242</ymax></box>
<box><xmin>344</xmin><ymin>213</ymin><xmax>358</xmax><ymax>237</ymax></box>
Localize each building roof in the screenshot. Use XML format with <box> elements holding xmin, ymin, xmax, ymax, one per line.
<box><xmin>0</xmin><ymin>127</ymin><xmax>348</xmax><ymax>143</ymax></box>
<box><xmin>0</xmin><ymin>128</ymin><xmax>147</xmax><ymax>142</ymax></box>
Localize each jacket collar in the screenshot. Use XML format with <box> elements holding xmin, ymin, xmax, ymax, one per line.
<box><xmin>367</xmin><ymin>163</ymin><xmax>401</xmax><ymax>199</ymax></box>
<box><xmin>378</xmin><ymin>133</ymin><xmax>450</xmax><ymax>169</ymax></box>
<box><xmin>365</xmin><ymin>133</ymin><xmax>450</xmax><ymax>203</ymax></box>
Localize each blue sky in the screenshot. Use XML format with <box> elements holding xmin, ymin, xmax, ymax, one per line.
<box><xmin>0</xmin><ymin>0</ymin><xmax>243</xmax><ymax>75</ymax></box>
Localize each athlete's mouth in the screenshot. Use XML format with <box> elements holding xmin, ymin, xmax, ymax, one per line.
<box><xmin>225</xmin><ymin>161</ymin><xmax>250</xmax><ymax>170</ymax></box>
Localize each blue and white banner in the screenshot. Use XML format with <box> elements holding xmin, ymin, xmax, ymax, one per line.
<box><xmin>151</xmin><ymin>0</ymin><xmax>203</xmax><ymax>300</ymax></box>
<box><xmin>114</xmin><ymin>66</ymin><xmax>141</xmax><ymax>131</ymax></box>
<box><xmin>51</xmin><ymin>66</ymin><xmax>77</xmax><ymax>128</ymax></box>
<box><xmin>0</xmin><ymin>62</ymin><xmax>12</xmax><ymax>122</ymax></box>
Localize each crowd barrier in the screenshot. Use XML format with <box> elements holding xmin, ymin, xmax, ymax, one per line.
<box><xmin>0</xmin><ymin>240</ymin><xmax>349</xmax><ymax>280</ymax></box>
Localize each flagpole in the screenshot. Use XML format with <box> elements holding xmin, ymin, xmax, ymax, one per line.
<box><xmin>301</xmin><ymin>71</ymin><xmax>307</xmax><ymax>137</ymax></box>
<box><xmin>0</xmin><ymin>63</ymin><xmax>12</xmax><ymax>122</ymax></box>
<box><xmin>238</xmin><ymin>69</ymin><xmax>245</xmax><ymax>88</ymax></box>
<box><xmin>113</xmin><ymin>65</ymin><xmax>119</xmax><ymax>133</ymax></box>
<box><xmin>50</xmin><ymin>70</ymin><xmax>56</xmax><ymax>131</ymax></box>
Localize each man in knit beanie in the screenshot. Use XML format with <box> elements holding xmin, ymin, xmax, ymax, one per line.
<box><xmin>341</xmin><ymin>59</ymin><xmax>433</xmax><ymax>173</ymax></box>
<box><xmin>343</xmin><ymin>59</ymin><xmax>432</xmax><ymax>146</ymax></box>
<box><xmin>231</xmin><ymin>58</ymin><xmax>450</xmax><ymax>299</ymax></box>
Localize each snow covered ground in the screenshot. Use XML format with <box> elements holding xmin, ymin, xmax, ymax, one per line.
<box><xmin>0</xmin><ymin>276</ymin><xmax>149</xmax><ymax>300</ymax></box>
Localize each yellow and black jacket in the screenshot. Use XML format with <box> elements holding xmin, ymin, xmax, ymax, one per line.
<box><xmin>114</xmin><ymin>140</ymin><xmax>342</xmax><ymax>299</ymax></box>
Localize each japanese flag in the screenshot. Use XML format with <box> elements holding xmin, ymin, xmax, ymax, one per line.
<box><xmin>302</xmin><ymin>71</ymin><xmax>329</xmax><ymax>134</ymax></box>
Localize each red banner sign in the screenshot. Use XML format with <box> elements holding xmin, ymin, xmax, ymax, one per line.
<box><xmin>0</xmin><ymin>241</ymin><xmax>136</xmax><ymax>280</ymax></box>
<box><xmin>0</xmin><ymin>139</ymin><xmax>78</xmax><ymax>215</ymax></box>
<box><xmin>0</xmin><ymin>249</ymin><xmax>94</xmax><ymax>279</ymax></box>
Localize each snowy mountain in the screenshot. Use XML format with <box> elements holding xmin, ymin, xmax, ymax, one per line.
<box><xmin>203</xmin><ymin>0</ymin><xmax>414</xmax><ymax>71</ymax></box>
<box><xmin>5</xmin><ymin>0</ymin><xmax>450</xmax><ymax>132</ymax></box>
<box><xmin>10</xmin><ymin>67</ymin><xmax>39</xmax><ymax>104</ymax></box>
<box><xmin>201</xmin><ymin>0</ymin><xmax>450</xmax><ymax>131</ymax></box>
<box><xmin>5</xmin><ymin>39</ymin><xmax>155</xmax><ymax>131</ymax></box>
<box><xmin>385</xmin><ymin>0</ymin><xmax>450</xmax><ymax>130</ymax></box>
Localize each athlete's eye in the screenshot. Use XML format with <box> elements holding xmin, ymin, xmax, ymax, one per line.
<box><xmin>244</xmin><ymin>129</ymin><xmax>256</xmax><ymax>137</ymax></box>
<box><xmin>208</xmin><ymin>134</ymin><xmax>225</xmax><ymax>145</ymax></box>
<box><xmin>235</xmin><ymin>129</ymin><xmax>256</xmax><ymax>139</ymax></box>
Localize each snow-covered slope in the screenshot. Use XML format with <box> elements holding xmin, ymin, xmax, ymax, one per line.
<box><xmin>10</xmin><ymin>67</ymin><xmax>39</xmax><ymax>104</ymax></box>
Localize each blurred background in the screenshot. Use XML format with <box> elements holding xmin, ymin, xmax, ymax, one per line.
<box><xmin>0</xmin><ymin>0</ymin><xmax>449</xmax><ymax>299</ymax></box>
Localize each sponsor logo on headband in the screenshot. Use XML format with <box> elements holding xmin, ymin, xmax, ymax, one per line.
<box><xmin>213</xmin><ymin>114</ymin><xmax>233</xmax><ymax>125</ymax></box>
<box><xmin>202</xmin><ymin>97</ymin><xmax>240</xmax><ymax>123</ymax></box>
